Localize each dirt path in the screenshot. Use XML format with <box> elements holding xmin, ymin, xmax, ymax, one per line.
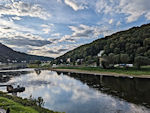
<box><xmin>52</xmin><ymin>69</ymin><xmax>150</xmax><ymax>78</ymax></box>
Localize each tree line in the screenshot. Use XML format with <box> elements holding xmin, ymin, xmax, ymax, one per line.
<box><xmin>55</xmin><ymin>23</ymin><xmax>150</xmax><ymax>69</ymax></box>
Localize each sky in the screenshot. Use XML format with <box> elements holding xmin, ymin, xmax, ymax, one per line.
<box><xmin>0</xmin><ymin>0</ymin><xmax>150</xmax><ymax>58</ymax></box>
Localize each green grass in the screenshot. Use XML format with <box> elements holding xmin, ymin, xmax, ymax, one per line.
<box><xmin>0</xmin><ymin>91</ymin><xmax>62</xmax><ymax>113</ymax></box>
<box><xmin>27</xmin><ymin>64</ymin><xmax>40</xmax><ymax>68</ymax></box>
<box><xmin>0</xmin><ymin>97</ymin><xmax>38</xmax><ymax>113</ymax></box>
<box><xmin>27</xmin><ymin>64</ymin><xmax>51</xmax><ymax>69</ymax></box>
<box><xmin>55</xmin><ymin>66</ymin><xmax>150</xmax><ymax>76</ymax></box>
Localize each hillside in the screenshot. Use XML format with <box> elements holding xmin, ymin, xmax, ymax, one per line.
<box><xmin>0</xmin><ymin>43</ymin><xmax>53</xmax><ymax>63</ymax></box>
<box><xmin>56</xmin><ymin>23</ymin><xmax>150</xmax><ymax>65</ymax></box>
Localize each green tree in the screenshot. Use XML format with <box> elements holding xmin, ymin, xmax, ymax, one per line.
<box><xmin>108</xmin><ymin>53</ymin><xmax>115</xmax><ymax>66</ymax></box>
<box><xmin>134</xmin><ymin>56</ymin><xmax>150</xmax><ymax>69</ymax></box>
<box><xmin>114</xmin><ymin>48</ymin><xmax>120</xmax><ymax>54</ymax></box>
<box><xmin>113</xmin><ymin>54</ymin><xmax>120</xmax><ymax>64</ymax></box>
<box><xmin>144</xmin><ymin>50</ymin><xmax>150</xmax><ymax>58</ymax></box>
<box><xmin>143</xmin><ymin>38</ymin><xmax>150</xmax><ymax>48</ymax></box>
<box><xmin>37</xmin><ymin>97</ymin><xmax>45</xmax><ymax>107</ymax></box>
<box><xmin>35</xmin><ymin>60</ymin><xmax>41</xmax><ymax>67</ymax></box>
<box><xmin>100</xmin><ymin>54</ymin><xmax>109</xmax><ymax>69</ymax></box>
<box><xmin>120</xmin><ymin>54</ymin><xmax>130</xmax><ymax>64</ymax></box>
<box><xmin>136</xmin><ymin>47</ymin><xmax>146</xmax><ymax>56</ymax></box>
<box><xmin>110</xmin><ymin>43</ymin><xmax>115</xmax><ymax>49</ymax></box>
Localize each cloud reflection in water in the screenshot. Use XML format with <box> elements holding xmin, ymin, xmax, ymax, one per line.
<box><xmin>2</xmin><ymin>70</ymin><xmax>150</xmax><ymax>113</ymax></box>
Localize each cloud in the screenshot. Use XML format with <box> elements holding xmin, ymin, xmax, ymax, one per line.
<box><xmin>96</xmin><ymin>0</ymin><xmax>117</xmax><ymax>15</ymax></box>
<box><xmin>119</xmin><ymin>0</ymin><xmax>150</xmax><ymax>22</ymax></box>
<box><xmin>0</xmin><ymin>0</ymin><xmax>149</xmax><ymax>58</ymax></box>
<box><xmin>69</xmin><ymin>24</ymin><xmax>93</xmax><ymax>37</ymax></box>
<box><xmin>51</xmin><ymin>33</ymin><xmax>61</xmax><ymax>37</ymax></box>
<box><xmin>58</xmin><ymin>35</ymin><xmax>75</xmax><ymax>43</ymax></box>
<box><xmin>3</xmin><ymin>27</ymin><xmax>11</xmax><ymax>30</ymax></box>
<box><xmin>0</xmin><ymin>1</ymin><xmax>51</xmax><ymax>20</ymax></box>
<box><xmin>47</xmin><ymin>49</ymin><xmax>68</xmax><ymax>54</ymax></box>
<box><xmin>58</xmin><ymin>48</ymin><xmax>68</xmax><ymax>52</ymax></box>
<box><xmin>69</xmin><ymin>24</ymin><xmax>111</xmax><ymax>38</ymax></box>
<box><xmin>64</xmin><ymin>0</ymin><xmax>87</xmax><ymax>11</ymax></box>
<box><xmin>0</xmin><ymin>17</ymin><xmax>55</xmax><ymax>57</ymax></box>
<box><xmin>47</xmin><ymin>50</ymin><xmax>60</xmax><ymax>54</ymax></box>
<box><xmin>41</xmin><ymin>24</ymin><xmax>54</xmax><ymax>34</ymax></box>
<box><xmin>35</xmin><ymin>42</ymin><xmax>81</xmax><ymax>57</ymax></box>
<box><xmin>54</xmin><ymin>24</ymin><xmax>113</xmax><ymax>53</ymax></box>
<box><xmin>11</xmin><ymin>16</ymin><xmax>22</xmax><ymax>20</ymax></box>
<box><xmin>27</xmin><ymin>44</ymin><xmax>73</xmax><ymax>58</ymax></box>
<box><xmin>56</xmin><ymin>24</ymin><xmax>112</xmax><ymax>44</ymax></box>
<box><xmin>0</xmin><ymin>31</ymin><xmax>52</xmax><ymax>47</ymax></box>
<box><xmin>0</xmin><ymin>20</ymin><xmax>51</xmax><ymax>47</ymax></box>
<box><xmin>1</xmin><ymin>37</ymin><xmax>51</xmax><ymax>47</ymax></box>
<box><xmin>96</xmin><ymin>0</ymin><xmax>150</xmax><ymax>23</ymax></box>
<box><xmin>0</xmin><ymin>18</ymin><xmax>36</xmax><ymax>34</ymax></box>
<box><xmin>0</xmin><ymin>17</ymin><xmax>53</xmax><ymax>48</ymax></box>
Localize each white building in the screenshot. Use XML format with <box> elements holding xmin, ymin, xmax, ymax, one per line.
<box><xmin>97</xmin><ymin>50</ymin><xmax>104</xmax><ymax>57</ymax></box>
<box><xmin>67</xmin><ymin>58</ymin><xmax>71</xmax><ymax>63</ymax></box>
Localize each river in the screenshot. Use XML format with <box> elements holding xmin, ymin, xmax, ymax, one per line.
<box><xmin>0</xmin><ymin>69</ymin><xmax>150</xmax><ymax>113</ymax></box>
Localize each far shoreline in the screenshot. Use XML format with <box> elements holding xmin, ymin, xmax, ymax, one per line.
<box><xmin>52</xmin><ymin>68</ymin><xmax>150</xmax><ymax>79</ymax></box>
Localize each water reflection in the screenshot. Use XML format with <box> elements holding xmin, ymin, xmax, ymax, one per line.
<box><xmin>34</xmin><ymin>69</ymin><xmax>41</xmax><ymax>75</ymax></box>
<box><xmin>0</xmin><ymin>70</ymin><xmax>32</xmax><ymax>83</ymax></box>
<box><xmin>63</xmin><ymin>72</ymin><xmax>150</xmax><ymax>108</ymax></box>
<box><xmin>0</xmin><ymin>69</ymin><xmax>150</xmax><ymax>113</ymax></box>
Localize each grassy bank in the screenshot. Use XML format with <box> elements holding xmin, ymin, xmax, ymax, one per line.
<box><xmin>55</xmin><ymin>66</ymin><xmax>150</xmax><ymax>76</ymax></box>
<box><xmin>0</xmin><ymin>97</ymin><xmax>38</xmax><ymax>113</ymax></box>
<box><xmin>0</xmin><ymin>91</ymin><xmax>61</xmax><ymax>113</ymax></box>
<box><xmin>27</xmin><ymin>64</ymin><xmax>51</xmax><ymax>69</ymax></box>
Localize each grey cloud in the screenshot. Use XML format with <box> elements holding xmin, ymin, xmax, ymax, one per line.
<box><xmin>3</xmin><ymin>27</ymin><xmax>11</xmax><ymax>29</ymax></box>
<box><xmin>70</xmin><ymin>25</ymin><xmax>97</xmax><ymax>38</ymax></box>
<box><xmin>58</xmin><ymin>49</ymin><xmax>68</xmax><ymax>52</ymax></box>
<box><xmin>70</xmin><ymin>24</ymin><xmax>112</xmax><ymax>38</ymax></box>
<box><xmin>46</xmin><ymin>48</ymin><xmax>69</xmax><ymax>55</ymax></box>
<box><xmin>31</xmin><ymin>48</ymin><xmax>60</xmax><ymax>54</ymax></box>
<box><xmin>57</xmin><ymin>24</ymin><xmax>112</xmax><ymax>43</ymax></box>
<box><xmin>29</xmin><ymin>49</ymin><xmax>60</xmax><ymax>55</ymax></box>
<box><xmin>72</xmin><ymin>29</ymin><xmax>93</xmax><ymax>37</ymax></box>
<box><xmin>65</xmin><ymin>38</ymin><xmax>76</xmax><ymax>42</ymax></box>
<box><xmin>47</xmin><ymin>50</ymin><xmax>59</xmax><ymax>54</ymax></box>
<box><xmin>1</xmin><ymin>37</ymin><xmax>52</xmax><ymax>47</ymax></box>
<box><xmin>47</xmin><ymin>48</ymin><xmax>68</xmax><ymax>54</ymax></box>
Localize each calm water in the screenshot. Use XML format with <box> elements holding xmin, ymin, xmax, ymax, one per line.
<box><xmin>0</xmin><ymin>69</ymin><xmax>150</xmax><ymax>113</ymax></box>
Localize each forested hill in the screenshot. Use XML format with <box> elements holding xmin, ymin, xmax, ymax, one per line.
<box><xmin>56</xmin><ymin>23</ymin><xmax>150</xmax><ymax>64</ymax></box>
<box><xmin>0</xmin><ymin>43</ymin><xmax>53</xmax><ymax>63</ymax></box>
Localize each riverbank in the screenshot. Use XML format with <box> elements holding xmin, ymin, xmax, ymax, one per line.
<box><xmin>53</xmin><ymin>66</ymin><xmax>150</xmax><ymax>78</ymax></box>
<box><xmin>0</xmin><ymin>91</ymin><xmax>60</xmax><ymax>113</ymax></box>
